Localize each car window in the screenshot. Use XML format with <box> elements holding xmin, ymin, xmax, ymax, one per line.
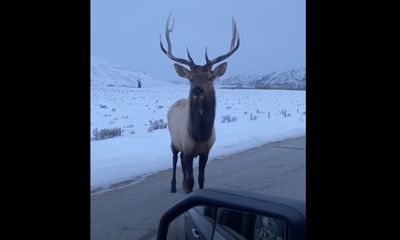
<box><xmin>215</xmin><ymin>208</ymin><xmax>257</xmax><ymax>240</ymax></box>
<box><xmin>214</xmin><ymin>208</ymin><xmax>286</xmax><ymax>240</ymax></box>
<box><xmin>194</xmin><ymin>205</ymin><xmax>219</xmax><ymax>222</ymax></box>
<box><xmin>253</xmin><ymin>215</ymin><xmax>286</xmax><ymax>240</ymax></box>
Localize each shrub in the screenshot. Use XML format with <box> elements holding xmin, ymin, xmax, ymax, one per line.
<box><xmin>221</xmin><ymin>115</ymin><xmax>238</xmax><ymax>123</ymax></box>
<box><xmin>92</xmin><ymin>127</ymin><xmax>122</xmax><ymax>140</ymax></box>
<box><xmin>148</xmin><ymin>119</ymin><xmax>167</xmax><ymax>132</ymax></box>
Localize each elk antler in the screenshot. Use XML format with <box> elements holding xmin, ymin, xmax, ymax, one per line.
<box><xmin>205</xmin><ymin>16</ymin><xmax>240</xmax><ymax>67</ymax></box>
<box><xmin>160</xmin><ymin>13</ymin><xmax>196</xmax><ymax>67</ymax></box>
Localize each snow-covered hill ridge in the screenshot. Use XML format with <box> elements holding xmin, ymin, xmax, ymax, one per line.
<box><xmin>215</xmin><ymin>68</ymin><xmax>306</xmax><ymax>90</ymax></box>
<box><xmin>91</xmin><ymin>57</ymin><xmax>171</xmax><ymax>88</ymax></box>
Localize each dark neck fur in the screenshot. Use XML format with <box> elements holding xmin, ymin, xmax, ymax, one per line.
<box><xmin>188</xmin><ymin>92</ymin><xmax>216</xmax><ymax>142</ymax></box>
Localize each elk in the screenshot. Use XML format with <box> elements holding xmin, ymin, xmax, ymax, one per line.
<box><xmin>160</xmin><ymin>14</ymin><xmax>240</xmax><ymax>193</ymax></box>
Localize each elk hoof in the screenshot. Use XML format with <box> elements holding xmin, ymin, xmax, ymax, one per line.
<box><xmin>171</xmin><ymin>185</ymin><xmax>176</xmax><ymax>193</ymax></box>
<box><xmin>184</xmin><ymin>188</ymin><xmax>192</xmax><ymax>194</ymax></box>
<box><xmin>183</xmin><ymin>184</ymin><xmax>190</xmax><ymax>193</ymax></box>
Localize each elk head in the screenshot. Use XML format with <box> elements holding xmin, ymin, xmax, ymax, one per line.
<box><xmin>160</xmin><ymin>14</ymin><xmax>240</xmax><ymax>101</ymax></box>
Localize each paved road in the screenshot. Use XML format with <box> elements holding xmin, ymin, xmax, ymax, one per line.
<box><xmin>91</xmin><ymin>136</ymin><xmax>305</xmax><ymax>240</ymax></box>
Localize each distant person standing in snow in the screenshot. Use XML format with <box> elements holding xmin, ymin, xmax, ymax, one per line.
<box><xmin>137</xmin><ymin>79</ymin><xmax>142</xmax><ymax>88</ymax></box>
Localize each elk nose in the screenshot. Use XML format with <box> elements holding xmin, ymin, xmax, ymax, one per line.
<box><xmin>192</xmin><ymin>86</ymin><xmax>204</xmax><ymax>96</ymax></box>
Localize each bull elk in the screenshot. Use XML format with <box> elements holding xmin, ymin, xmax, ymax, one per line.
<box><xmin>160</xmin><ymin>14</ymin><xmax>240</xmax><ymax>193</ymax></box>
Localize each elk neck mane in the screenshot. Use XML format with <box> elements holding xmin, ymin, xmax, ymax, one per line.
<box><xmin>188</xmin><ymin>91</ymin><xmax>216</xmax><ymax>142</ymax></box>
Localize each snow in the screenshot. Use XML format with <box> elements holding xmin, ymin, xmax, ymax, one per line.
<box><xmin>90</xmin><ymin>58</ymin><xmax>305</xmax><ymax>192</ymax></box>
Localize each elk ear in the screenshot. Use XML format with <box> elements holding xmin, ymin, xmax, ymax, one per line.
<box><xmin>174</xmin><ymin>63</ymin><xmax>191</xmax><ymax>79</ymax></box>
<box><xmin>212</xmin><ymin>62</ymin><xmax>227</xmax><ymax>79</ymax></box>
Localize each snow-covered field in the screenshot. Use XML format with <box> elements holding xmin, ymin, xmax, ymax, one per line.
<box><xmin>90</xmin><ymin>58</ymin><xmax>306</xmax><ymax>192</ymax></box>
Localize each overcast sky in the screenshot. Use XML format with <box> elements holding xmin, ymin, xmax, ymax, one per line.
<box><xmin>91</xmin><ymin>0</ymin><xmax>305</xmax><ymax>82</ymax></box>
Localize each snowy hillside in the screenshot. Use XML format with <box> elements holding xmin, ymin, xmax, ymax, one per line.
<box><xmin>214</xmin><ymin>74</ymin><xmax>264</xmax><ymax>88</ymax></box>
<box><xmin>90</xmin><ymin>58</ymin><xmax>306</xmax><ymax>192</ymax></box>
<box><xmin>91</xmin><ymin>57</ymin><xmax>170</xmax><ymax>88</ymax></box>
<box><xmin>215</xmin><ymin>68</ymin><xmax>306</xmax><ymax>90</ymax></box>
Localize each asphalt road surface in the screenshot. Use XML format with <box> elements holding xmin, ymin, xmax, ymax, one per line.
<box><xmin>91</xmin><ymin>136</ymin><xmax>305</xmax><ymax>240</ymax></box>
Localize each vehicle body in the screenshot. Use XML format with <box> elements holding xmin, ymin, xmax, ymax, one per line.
<box><xmin>157</xmin><ymin>188</ymin><xmax>305</xmax><ymax>240</ymax></box>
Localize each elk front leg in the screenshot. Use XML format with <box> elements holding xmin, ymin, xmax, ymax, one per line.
<box><xmin>198</xmin><ymin>152</ymin><xmax>209</xmax><ymax>189</ymax></box>
<box><xmin>180</xmin><ymin>152</ymin><xmax>189</xmax><ymax>193</ymax></box>
<box><xmin>185</xmin><ymin>155</ymin><xmax>195</xmax><ymax>193</ymax></box>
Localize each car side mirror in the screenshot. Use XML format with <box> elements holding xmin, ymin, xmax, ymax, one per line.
<box><xmin>157</xmin><ymin>188</ymin><xmax>305</xmax><ymax>240</ymax></box>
